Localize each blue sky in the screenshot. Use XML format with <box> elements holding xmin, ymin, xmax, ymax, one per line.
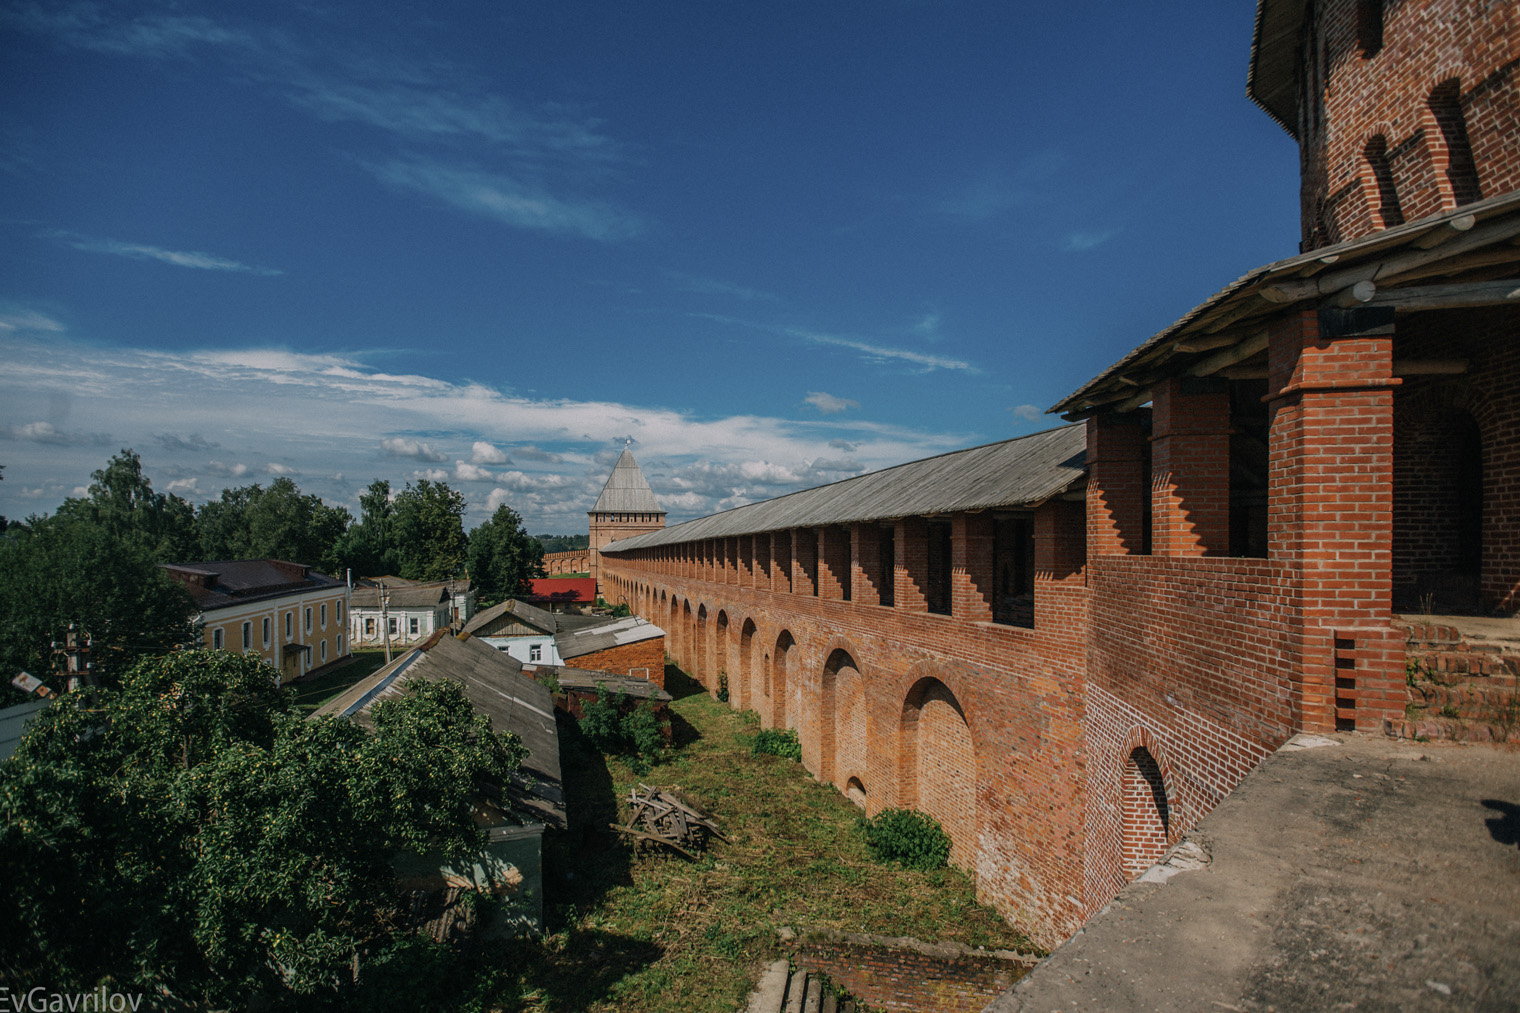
<box><xmin>0</xmin><ymin>1</ymin><xmax>1301</xmax><ymax>533</ymax></box>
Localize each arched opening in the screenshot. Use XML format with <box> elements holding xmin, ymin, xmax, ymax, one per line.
<box><xmin>899</xmin><ymin>677</ymin><xmax>976</xmax><ymax>868</ymax></box>
<box><xmin>1122</xmin><ymin>747</ymin><xmax>1170</xmax><ymax>877</ymax></box>
<box><xmin>770</xmin><ymin>631</ymin><xmax>795</xmax><ymax>731</ymax></box>
<box><xmin>738</xmin><ymin>618</ymin><xmax>757</xmax><ymax>712</ymax></box>
<box><xmin>1429</xmin><ymin>79</ymin><xmax>1482</xmax><ymax>207</ymax></box>
<box><xmin>820</xmin><ymin>649</ymin><xmax>866</xmax><ymax>789</ymax></box>
<box><xmin>715</xmin><ymin>610</ymin><xmax>730</xmax><ymax>702</ymax></box>
<box><xmin>680</xmin><ymin>600</ymin><xmax>693</xmax><ymax>673</ymax></box>
<box><xmin>1364</xmin><ymin>134</ymin><xmax>1403</xmax><ymax>228</ymax></box>
<box><xmin>845</xmin><ymin>777</ymin><xmax>867</xmax><ymax>809</ymax></box>
<box><xmin>696</xmin><ymin>605</ymin><xmax>709</xmax><ymax>685</ymax></box>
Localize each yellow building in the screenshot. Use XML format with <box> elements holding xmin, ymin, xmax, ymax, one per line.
<box><xmin>161</xmin><ymin>559</ymin><xmax>351</xmax><ymax>684</ymax></box>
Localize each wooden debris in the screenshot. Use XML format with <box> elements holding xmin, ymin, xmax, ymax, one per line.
<box><xmin>612</xmin><ymin>783</ymin><xmax>728</xmax><ymax>858</ymax></box>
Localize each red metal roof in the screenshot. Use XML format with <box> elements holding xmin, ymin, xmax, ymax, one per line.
<box><xmin>527</xmin><ymin>577</ymin><xmax>596</xmax><ymax>604</ymax></box>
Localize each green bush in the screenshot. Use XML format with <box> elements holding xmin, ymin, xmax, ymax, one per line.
<box><xmin>858</xmin><ymin>808</ymin><xmax>951</xmax><ymax>870</ymax></box>
<box><xmin>750</xmin><ymin>728</ymin><xmax>801</xmax><ymax>760</ymax></box>
<box><xmin>579</xmin><ymin>684</ymin><xmax>666</xmax><ymax>773</ymax></box>
<box><xmin>717</xmin><ymin>670</ymin><xmax>729</xmax><ymax>703</ymax></box>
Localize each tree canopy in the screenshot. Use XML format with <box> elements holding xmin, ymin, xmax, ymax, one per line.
<box><xmin>54</xmin><ymin>449</ymin><xmax>198</xmax><ymax>561</ymax></box>
<box><xmin>468</xmin><ymin>505</ymin><xmax>546</xmax><ymax>607</ymax></box>
<box><xmin>392</xmin><ymin>480</ymin><xmax>468</xmax><ymax>582</ymax></box>
<box><xmin>0</xmin><ymin>650</ymin><xmax>524</xmax><ymax>1009</ymax></box>
<box><xmin>194</xmin><ymin>477</ymin><xmax>351</xmax><ymax>573</ymax></box>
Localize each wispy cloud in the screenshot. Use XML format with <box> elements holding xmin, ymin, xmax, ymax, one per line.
<box><xmin>803</xmin><ymin>391</ymin><xmax>859</xmax><ymax>414</ymax></box>
<box><xmin>1062</xmin><ymin>229</ymin><xmax>1116</xmax><ymax>253</ymax></box>
<box><xmin>1010</xmin><ymin>403</ymin><xmax>1045</xmax><ymax>423</ymax></box>
<box><xmin>0</xmin><ymin>308</ymin><xmax>65</xmax><ymax>333</ymax></box>
<box><xmin>2</xmin><ymin>3</ymin><xmax>254</xmax><ymax>59</ymax></box>
<box><xmin>935</xmin><ymin>151</ymin><xmax>1065</xmax><ymax>222</ymax></box>
<box><xmin>791</xmin><ymin>328</ymin><xmax>977</xmax><ymax>373</ymax></box>
<box><xmin>911</xmin><ymin>312</ymin><xmax>941</xmax><ymax>340</ymax></box>
<box><xmin>3</xmin><ymin>420</ymin><xmax>107</xmax><ymax>446</ymax></box>
<box><xmin>668</xmin><ymin>272</ymin><xmax>777</xmax><ymax>303</ymax></box>
<box><xmin>45</xmin><ymin>231</ymin><xmax>282</xmax><ymax>275</ymax></box>
<box><xmin>366</xmin><ymin>157</ymin><xmax>643</xmax><ymax>241</ymax></box>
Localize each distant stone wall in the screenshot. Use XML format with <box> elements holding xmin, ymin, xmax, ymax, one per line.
<box><xmin>542</xmin><ymin>550</ymin><xmax>589</xmax><ymax>575</ymax></box>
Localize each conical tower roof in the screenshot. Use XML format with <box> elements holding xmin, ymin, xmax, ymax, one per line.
<box><xmin>590</xmin><ymin>449</ymin><xmax>664</xmax><ymax>514</ymax></box>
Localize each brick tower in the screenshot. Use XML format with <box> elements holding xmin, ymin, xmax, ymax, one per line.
<box><xmin>588</xmin><ymin>448</ymin><xmax>665</xmax><ymax>600</ymax></box>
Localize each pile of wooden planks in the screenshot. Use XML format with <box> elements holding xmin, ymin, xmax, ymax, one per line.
<box><xmin>612</xmin><ymin>783</ymin><xmax>728</xmax><ymax>859</ymax></box>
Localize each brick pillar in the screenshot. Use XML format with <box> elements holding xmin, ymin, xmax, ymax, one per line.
<box><xmin>817</xmin><ymin>526</ymin><xmax>850</xmax><ymax>600</ymax></box>
<box><xmin>1269</xmin><ymin>308</ymin><xmax>1403</xmax><ymax>734</ymax></box>
<box><xmin>896</xmin><ymin>517</ymin><xmax>929</xmax><ymax>612</ymax></box>
<box><xmin>751</xmin><ymin>535</ymin><xmax>768</xmax><ymax>590</ymax></box>
<box><xmin>792</xmin><ymin>528</ymin><xmax>817</xmax><ymax>596</ymax></box>
<box><xmin>1034</xmin><ymin>500</ymin><xmax>1087</xmax><ymax>634</ymax></box>
<box><xmin>953</xmin><ymin>512</ymin><xmax>994</xmax><ymax>622</ymax></box>
<box><xmin>772</xmin><ymin>531</ymin><xmax>793</xmax><ymax>594</ymax></box>
<box><xmin>851</xmin><ymin>523</ymin><xmax>881</xmax><ymax>606</ymax></box>
<box><xmin>1087</xmin><ymin>414</ymin><xmax>1148</xmax><ymax>556</ymax></box>
<box><xmin>1150</xmin><ymin>376</ymin><xmax>1231</xmax><ymax>556</ymax></box>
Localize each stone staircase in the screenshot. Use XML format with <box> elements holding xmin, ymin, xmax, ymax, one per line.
<box><xmin>1387</xmin><ymin>616</ymin><xmax>1520</xmax><ymax>745</ymax></box>
<box><xmin>740</xmin><ymin>960</ymin><xmax>865</xmax><ymax>1013</ymax></box>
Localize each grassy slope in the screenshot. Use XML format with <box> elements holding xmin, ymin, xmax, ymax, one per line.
<box><xmin>478</xmin><ymin>666</ymin><xmax>1037</xmax><ymax>1013</ymax></box>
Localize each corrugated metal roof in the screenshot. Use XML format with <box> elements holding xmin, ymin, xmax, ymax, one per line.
<box><xmin>313</xmin><ymin>633</ymin><xmax>564</xmax><ymax>828</ymax></box>
<box><xmin>161</xmin><ymin>559</ymin><xmax>344</xmax><ymax>611</ymax></box>
<box><xmin>600</xmin><ymin>424</ymin><xmax>1086</xmax><ymax>553</ymax></box>
<box><xmin>590</xmin><ymin>449</ymin><xmax>664</xmax><ymax>514</ymax></box>
<box><xmin>556</xmin><ymin>616</ymin><xmax>666</xmax><ymax>660</ymax></box>
<box><xmin>0</xmin><ymin>698</ymin><xmax>49</xmax><ymax>762</ymax></box>
<box><xmin>350</xmin><ymin>585</ymin><xmax>450</xmax><ymax>609</ymax></box>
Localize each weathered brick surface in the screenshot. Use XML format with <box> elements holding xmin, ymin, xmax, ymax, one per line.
<box><xmin>791</xmin><ymin>936</ymin><xmax>1031</xmax><ymax>1013</ymax></box>
<box><xmin>569</xmin><ymin>636</ymin><xmax>665</xmax><ymax>684</ymax></box>
<box><xmin>1294</xmin><ymin>0</ymin><xmax>1518</xmax><ymax>248</ymax></box>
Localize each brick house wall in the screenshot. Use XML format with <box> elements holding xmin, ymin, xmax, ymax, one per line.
<box><xmin>568</xmin><ymin>635</ymin><xmax>666</xmax><ymax>686</ymax></box>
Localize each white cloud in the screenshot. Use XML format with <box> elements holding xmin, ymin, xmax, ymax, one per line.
<box><xmin>381</xmin><ymin>437</ymin><xmax>448</xmax><ymax>462</ymax></box>
<box><xmin>470</xmin><ymin>441</ymin><xmax>510</xmax><ymax>465</ymax></box>
<box><xmin>166</xmin><ymin>477</ymin><xmax>198</xmax><ymax>494</ymax></box>
<box><xmin>46</xmin><ymin>232</ymin><xmax>282</xmax><ymax>275</ymax></box>
<box><xmin>1010</xmin><ymin>403</ymin><xmax>1045</xmax><ymax>423</ymax></box>
<box><xmin>803</xmin><ymin>391</ymin><xmax>859</xmax><ymax>414</ymax></box>
<box><xmin>266</xmin><ymin>462</ymin><xmax>297</xmax><ymax>475</ymax></box>
<box><xmin>792</xmin><ymin>328</ymin><xmax>976</xmax><ymax>373</ymax></box>
<box><xmin>668</xmin><ymin>272</ymin><xmax>777</xmax><ymax>303</ymax></box>
<box><xmin>452</xmin><ymin>461</ymin><xmax>495</xmax><ymax>482</ymax></box>
<box><xmin>0</xmin><ymin>309</ymin><xmax>65</xmax><ymax>333</ymax></box>
<box><xmin>0</xmin><ymin>337</ymin><xmax>975</xmax><ymax>530</ymax></box>
<box><xmin>4</xmin><ymin>420</ymin><xmax>105</xmax><ymax>446</ymax></box>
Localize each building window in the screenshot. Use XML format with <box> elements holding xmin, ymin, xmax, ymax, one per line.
<box><xmin>530</xmin><ymin>644</ymin><xmax>542</xmax><ymax>662</ymax></box>
<box><xmin>212</xmin><ymin>627</ymin><xmax>223</xmax><ymax>650</ymax></box>
<box><xmin>262</xmin><ymin>617</ymin><xmax>271</xmax><ymax>645</ymax></box>
<box><xmin>320</xmin><ymin>603</ymin><xmax>327</xmax><ymax>627</ymax></box>
<box><xmin>242</xmin><ymin>622</ymin><xmax>252</xmax><ymax>651</ymax></box>
<box><xmin>304</xmin><ymin>607</ymin><xmax>312</xmax><ymax>634</ymax></box>
<box><xmin>285</xmin><ymin>612</ymin><xmax>293</xmax><ymax>639</ymax></box>
<box><xmin>321</xmin><ymin>640</ymin><xmax>328</xmax><ymax>662</ymax></box>
<box><xmin>409</xmin><ymin>617</ymin><xmax>419</xmax><ymax>635</ymax></box>
<box><xmin>1356</xmin><ymin>0</ymin><xmax>1383</xmax><ymax>57</ymax></box>
<box><xmin>365</xmin><ymin>617</ymin><xmax>375</xmax><ymax>637</ymax></box>
<box><xmin>1429</xmin><ymin>79</ymin><xmax>1481</xmax><ymax>206</ymax></box>
<box><xmin>337</xmin><ymin>634</ymin><xmax>344</xmax><ymax>655</ymax></box>
<box><xmin>388</xmin><ymin>618</ymin><xmax>397</xmax><ymax>635</ymax></box>
<box><xmin>336</xmin><ymin>600</ymin><xmax>343</xmax><ymax>623</ymax></box>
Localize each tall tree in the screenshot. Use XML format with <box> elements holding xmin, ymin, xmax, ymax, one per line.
<box><xmin>392</xmin><ymin>480</ymin><xmax>467</xmax><ymax>581</ymax></box>
<box><xmin>54</xmin><ymin>449</ymin><xmax>197</xmax><ymax>561</ymax></box>
<box><xmin>330</xmin><ymin>479</ymin><xmax>401</xmax><ymax>578</ymax></box>
<box><xmin>194</xmin><ymin>477</ymin><xmax>350</xmax><ymax>571</ymax></box>
<box><xmin>469</xmin><ymin>504</ymin><xmax>546</xmax><ymax>606</ymax></box>
<box><xmin>0</xmin><ymin>511</ymin><xmax>197</xmax><ymax>688</ymax></box>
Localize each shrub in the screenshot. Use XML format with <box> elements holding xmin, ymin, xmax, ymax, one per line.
<box><xmin>717</xmin><ymin>670</ymin><xmax>729</xmax><ymax>703</ymax></box>
<box><xmin>858</xmin><ymin>808</ymin><xmax>951</xmax><ymax>870</ymax></box>
<box><xmin>750</xmin><ymin>728</ymin><xmax>801</xmax><ymax>760</ymax></box>
<box><xmin>579</xmin><ymin>684</ymin><xmax>667</xmax><ymax>773</ymax></box>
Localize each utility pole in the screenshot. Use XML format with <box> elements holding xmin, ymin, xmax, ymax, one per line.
<box><xmin>380</xmin><ymin>581</ymin><xmax>392</xmax><ymax>663</ymax></box>
<box><xmin>50</xmin><ymin>623</ymin><xmax>92</xmax><ymax>690</ymax></box>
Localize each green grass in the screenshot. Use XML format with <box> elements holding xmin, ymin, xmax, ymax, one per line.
<box><xmin>453</xmin><ymin>664</ymin><xmax>1038</xmax><ymax>1013</ymax></box>
<box><xmin>289</xmin><ymin>650</ymin><xmax>391</xmax><ymax>715</ymax></box>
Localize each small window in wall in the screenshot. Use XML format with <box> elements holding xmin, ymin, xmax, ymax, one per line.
<box><xmin>304</xmin><ymin>607</ymin><xmax>312</xmax><ymax>634</ymax></box>
<box><xmin>321</xmin><ymin>640</ymin><xmax>328</xmax><ymax>662</ymax></box>
<box><xmin>338</xmin><ymin>635</ymin><xmax>344</xmax><ymax>655</ymax></box>
<box><xmin>409</xmin><ymin>617</ymin><xmax>419</xmax><ymax>635</ymax></box>
<box><xmin>336</xmin><ymin>600</ymin><xmax>344</xmax><ymax>623</ymax></box>
<box><xmin>1356</xmin><ymin>0</ymin><xmax>1383</xmax><ymax>57</ymax></box>
<box><xmin>285</xmin><ymin>612</ymin><xmax>293</xmax><ymax>639</ymax></box>
<box><xmin>878</xmin><ymin>525</ymin><xmax>895</xmax><ymax>608</ymax></box>
<box><xmin>212</xmin><ymin>627</ymin><xmax>224</xmax><ymax>650</ymax></box>
<box><xmin>530</xmin><ymin>644</ymin><xmax>543</xmax><ymax>662</ymax></box>
<box><xmin>242</xmin><ymin>622</ymin><xmax>251</xmax><ymax>651</ymax></box>
<box><xmin>1429</xmin><ymin>79</ymin><xmax>1482</xmax><ymax>206</ymax></box>
<box><xmin>320</xmin><ymin>603</ymin><xmax>327</xmax><ymax>627</ymax></box>
<box><xmin>262</xmin><ymin>617</ymin><xmax>271</xmax><ymax>645</ymax></box>
<box><xmin>388</xmin><ymin>618</ymin><xmax>397</xmax><ymax>635</ymax></box>
<box><xmin>365</xmin><ymin>617</ymin><xmax>375</xmax><ymax>637</ymax></box>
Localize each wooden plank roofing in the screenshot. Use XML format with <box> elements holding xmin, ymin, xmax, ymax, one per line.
<box><xmin>600</xmin><ymin>423</ymin><xmax>1086</xmax><ymax>554</ymax></box>
<box><xmin>591</xmin><ymin>449</ymin><xmax>664</xmax><ymax>515</ymax></box>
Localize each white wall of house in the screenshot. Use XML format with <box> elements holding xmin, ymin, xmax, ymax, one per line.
<box><xmin>480</xmin><ymin>633</ymin><xmax>561</xmax><ymax>666</ymax></box>
<box><xmin>349</xmin><ymin>604</ymin><xmax>450</xmax><ymax>649</ymax></box>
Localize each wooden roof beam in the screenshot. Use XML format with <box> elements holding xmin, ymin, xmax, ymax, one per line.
<box><xmin>1365</xmin><ymin>279</ymin><xmax>1520</xmax><ymax>311</ymax></box>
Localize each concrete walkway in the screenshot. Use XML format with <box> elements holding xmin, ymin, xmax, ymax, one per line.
<box><xmin>987</xmin><ymin>734</ymin><xmax>1520</xmax><ymax>1012</ymax></box>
